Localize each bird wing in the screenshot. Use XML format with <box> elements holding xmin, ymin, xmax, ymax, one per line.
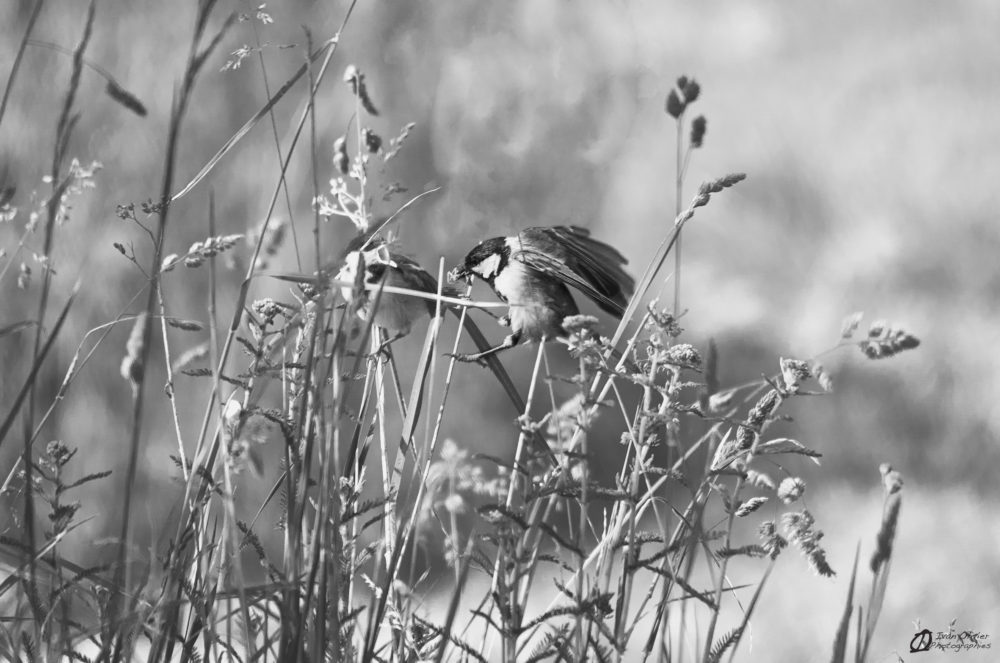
<box><xmin>514</xmin><ymin>226</ymin><xmax>634</xmax><ymax>317</ymax></box>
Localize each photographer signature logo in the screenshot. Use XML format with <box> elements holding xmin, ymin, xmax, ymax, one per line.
<box><xmin>910</xmin><ymin>629</ymin><xmax>932</xmax><ymax>653</ymax></box>
<box><xmin>910</xmin><ymin>621</ymin><xmax>991</xmax><ymax>654</ymax></box>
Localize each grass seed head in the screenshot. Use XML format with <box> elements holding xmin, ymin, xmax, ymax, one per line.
<box><xmin>17</xmin><ymin>262</ymin><xmax>30</xmax><ymax>289</ymax></box>
<box><xmin>343</xmin><ymin>64</ymin><xmax>379</xmax><ymax>116</ymax></box>
<box><xmin>120</xmin><ymin>312</ymin><xmax>148</xmax><ymax>392</ymax></box>
<box><xmin>363</xmin><ymin>128</ymin><xmax>382</xmax><ymax>153</ymax></box>
<box><xmin>690</xmin><ymin>115</ymin><xmax>707</xmax><ymax>148</ymax></box>
<box><xmin>735</xmin><ymin>496</ymin><xmax>769</xmax><ymax>517</ymax></box>
<box><xmin>859</xmin><ymin>322</ymin><xmax>920</xmax><ymax>359</ymax></box>
<box><xmin>746</xmin><ymin>469</ymin><xmax>776</xmax><ymax>491</ymax></box>
<box><xmin>333</xmin><ymin>135</ymin><xmax>350</xmax><ymax>175</ymax></box>
<box><xmin>782</xmin><ymin>510</ymin><xmax>835</xmax><ymax>577</ymax></box>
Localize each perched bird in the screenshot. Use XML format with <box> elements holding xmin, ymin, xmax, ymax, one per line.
<box><xmin>273</xmin><ymin>234</ymin><xmax>559</xmax><ymax>465</ymax></box>
<box><xmin>447</xmin><ymin>225</ymin><xmax>635</xmax><ymax>362</ymax></box>
<box><xmin>341</xmin><ymin>238</ymin><xmax>562</xmax><ymax>463</ymax></box>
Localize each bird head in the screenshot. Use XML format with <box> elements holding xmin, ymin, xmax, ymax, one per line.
<box><xmin>448</xmin><ymin>236</ymin><xmax>508</xmax><ymax>284</ymax></box>
<box><xmin>337</xmin><ymin>244</ymin><xmax>396</xmax><ymax>303</ymax></box>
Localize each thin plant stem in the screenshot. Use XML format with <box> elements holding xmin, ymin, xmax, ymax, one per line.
<box><xmin>0</xmin><ymin>0</ymin><xmax>45</xmax><ymax>131</ymax></box>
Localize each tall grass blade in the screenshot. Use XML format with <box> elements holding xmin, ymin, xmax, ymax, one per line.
<box><xmin>0</xmin><ymin>284</ymin><xmax>78</xmax><ymax>450</ymax></box>
<box><xmin>830</xmin><ymin>544</ymin><xmax>860</xmax><ymax>663</ymax></box>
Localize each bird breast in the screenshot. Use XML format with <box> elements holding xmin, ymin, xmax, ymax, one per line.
<box><xmin>493</xmin><ymin>259</ymin><xmax>579</xmax><ymax>341</ymax></box>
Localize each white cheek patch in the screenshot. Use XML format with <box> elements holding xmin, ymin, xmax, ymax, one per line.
<box><xmin>474</xmin><ymin>253</ymin><xmax>502</xmax><ymax>279</ymax></box>
<box><xmin>337</xmin><ymin>251</ymin><xmax>361</xmax><ymax>281</ymax></box>
<box><xmin>337</xmin><ymin>251</ymin><xmax>362</xmax><ymax>301</ymax></box>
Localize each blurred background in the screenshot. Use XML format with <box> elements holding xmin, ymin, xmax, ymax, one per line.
<box><xmin>2</xmin><ymin>0</ymin><xmax>998</xmax><ymax>659</ymax></box>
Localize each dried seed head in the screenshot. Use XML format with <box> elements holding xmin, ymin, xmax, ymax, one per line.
<box><xmin>841</xmin><ymin>311</ymin><xmax>864</xmax><ymax>339</ymax></box>
<box><xmin>161</xmin><ymin>254</ymin><xmax>179</xmax><ymax>273</ymax></box>
<box><xmin>735</xmin><ymin>496</ymin><xmax>769</xmax><ymax>517</ymax></box>
<box><xmin>777</xmin><ymin>477</ymin><xmax>806</xmax><ymax>504</ymax></box>
<box><xmin>166</xmin><ymin>318</ymin><xmax>203</xmax><ymax>332</ymax></box>
<box><xmin>779</xmin><ymin>357</ymin><xmax>812</xmax><ymax>393</ymax></box>
<box><xmin>748</xmin><ymin>389</ymin><xmax>782</xmax><ymax>427</ymax></box>
<box><xmin>184</xmin><ymin>234</ymin><xmax>244</xmax><ymax>269</ymax></box>
<box><xmin>44</xmin><ymin>440</ymin><xmax>74</xmax><ymax>467</ymax></box>
<box><xmin>251</xmin><ymin>298</ymin><xmax>284</xmax><ymax>326</ymax></box>
<box><xmin>710</xmin><ymin>432</ymin><xmax>740</xmax><ymax>470</ymax></box>
<box><xmin>694</xmin><ymin>173</ymin><xmax>747</xmax><ymax>207</ymax></box>
<box><xmin>680</xmin><ymin>77</ymin><xmax>700</xmax><ymax>104</ymax></box>
<box><xmin>736</xmin><ymin>389</ymin><xmax>782</xmax><ymax>451</ymax></box>
<box><xmin>758</xmin><ymin>520</ymin><xmax>787</xmax><ymax>560</ymax></box>
<box><xmin>879</xmin><ymin>462</ymin><xmax>903</xmax><ymax>495</ymax></box>
<box><xmin>746</xmin><ymin>469</ymin><xmax>776</xmax><ymax>491</ymax></box>
<box><xmin>665</xmin><ymin>75</ymin><xmax>701</xmax><ymax>118</ymax></box>
<box><xmin>105</xmin><ymin>79</ymin><xmax>148</xmax><ymax>117</ymax></box>
<box><xmin>665</xmin><ymin>343</ymin><xmax>702</xmax><ymax>368</ymax></box>
<box><xmin>363</xmin><ymin>128</ymin><xmax>382</xmax><ymax>153</ymax></box>
<box><xmin>859</xmin><ymin>322</ymin><xmax>921</xmax><ymax>360</ymax></box>
<box><xmin>561</xmin><ymin>314</ymin><xmax>599</xmax><ymax>337</ymax></box>
<box><xmin>172</xmin><ymin>342</ymin><xmax>209</xmax><ymax>372</ymax></box>
<box><xmin>782</xmin><ymin>509</ymin><xmax>835</xmax><ymax>577</ymax></box>
<box><xmin>812</xmin><ymin>362</ymin><xmax>833</xmax><ymax>392</ymax></box>
<box><xmin>735</xmin><ymin>425</ymin><xmax>754</xmax><ymax>451</ymax></box>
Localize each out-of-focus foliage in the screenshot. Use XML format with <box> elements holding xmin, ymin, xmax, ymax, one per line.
<box><xmin>1</xmin><ymin>0</ymin><xmax>995</xmax><ymax>511</ymax></box>
<box><xmin>2</xmin><ymin>1</ymin><xmax>998</xmax><ymax>657</ymax></box>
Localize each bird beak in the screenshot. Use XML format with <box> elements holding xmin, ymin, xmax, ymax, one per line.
<box><xmin>447</xmin><ymin>266</ymin><xmax>469</xmax><ymax>283</ymax></box>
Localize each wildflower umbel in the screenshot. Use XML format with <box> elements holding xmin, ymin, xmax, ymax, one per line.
<box><xmin>562</xmin><ymin>315</ymin><xmax>607</xmax><ymax>371</ymax></box>
<box><xmin>663</xmin><ymin>343</ymin><xmax>702</xmax><ymax>368</ymax></box>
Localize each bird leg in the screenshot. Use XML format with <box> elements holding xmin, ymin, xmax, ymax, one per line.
<box><xmin>447</xmin><ymin>332</ymin><xmax>521</xmax><ymax>365</ymax></box>
<box><xmin>367</xmin><ymin>330</ymin><xmax>406</xmax><ymax>361</ymax></box>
